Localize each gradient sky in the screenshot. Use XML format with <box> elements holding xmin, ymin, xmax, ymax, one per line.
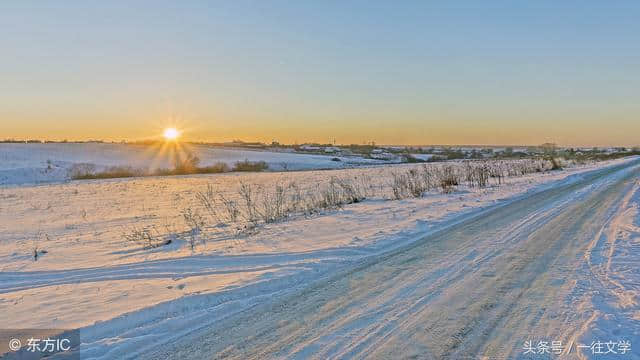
<box><xmin>1</xmin><ymin>1</ymin><xmax>639</xmax><ymax>146</ymax></box>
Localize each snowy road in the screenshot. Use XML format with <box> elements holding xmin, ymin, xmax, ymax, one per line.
<box><xmin>149</xmin><ymin>159</ymin><xmax>640</xmax><ymax>359</ymax></box>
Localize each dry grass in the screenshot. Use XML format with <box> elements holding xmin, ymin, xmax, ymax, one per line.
<box><xmin>163</xmin><ymin>158</ymin><xmax>572</xmax><ymax>250</ymax></box>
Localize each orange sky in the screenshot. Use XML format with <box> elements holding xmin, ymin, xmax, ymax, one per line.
<box><xmin>2</xmin><ymin>2</ymin><xmax>639</xmax><ymax>147</ymax></box>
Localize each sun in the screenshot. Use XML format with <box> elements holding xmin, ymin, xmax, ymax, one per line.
<box><xmin>163</xmin><ymin>127</ymin><xmax>180</xmax><ymax>141</ymax></box>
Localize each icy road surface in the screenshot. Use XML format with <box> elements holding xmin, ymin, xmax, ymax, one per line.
<box><xmin>151</xmin><ymin>159</ymin><xmax>640</xmax><ymax>359</ymax></box>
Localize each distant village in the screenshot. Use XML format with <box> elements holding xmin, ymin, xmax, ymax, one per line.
<box><xmin>212</xmin><ymin>140</ymin><xmax>638</xmax><ymax>163</ymax></box>
<box><xmin>2</xmin><ymin>138</ymin><xmax>637</xmax><ymax>163</ymax></box>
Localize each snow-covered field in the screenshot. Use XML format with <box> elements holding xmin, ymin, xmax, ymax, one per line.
<box><xmin>1</xmin><ymin>154</ymin><xmax>637</xmax><ymax>359</ymax></box>
<box><xmin>0</xmin><ymin>143</ymin><xmax>387</xmax><ymax>185</ymax></box>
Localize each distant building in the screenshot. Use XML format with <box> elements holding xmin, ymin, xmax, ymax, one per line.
<box><xmin>300</xmin><ymin>145</ymin><xmax>321</xmax><ymax>151</ymax></box>
<box><xmin>370</xmin><ymin>149</ymin><xmax>397</xmax><ymax>160</ymax></box>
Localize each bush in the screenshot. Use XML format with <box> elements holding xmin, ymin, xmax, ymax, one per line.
<box><xmin>549</xmin><ymin>157</ymin><xmax>563</xmax><ymax>170</ymax></box>
<box><xmin>233</xmin><ymin>159</ymin><xmax>269</xmax><ymax>172</ymax></box>
<box><xmin>70</xmin><ymin>160</ymin><xmax>236</xmax><ymax>180</ymax></box>
<box><xmin>68</xmin><ymin>163</ymin><xmax>97</xmax><ymax>179</ymax></box>
<box><xmin>196</xmin><ymin>162</ymin><xmax>230</xmax><ymax>174</ymax></box>
<box><xmin>404</xmin><ymin>154</ymin><xmax>425</xmax><ymax>163</ymax></box>
<box><xmin>122</xmin><ymin>225</ymin><xmax>171</xmax><ymax>248</ymax></box>
<box><xmin>94</xmin><ymin>166</ymin><xmax>142</xmax><ymax>179</ymax></box>
<box><xmin>70</xmin><ymin>164</ymin><xmax>143</xmax><ymax>179</ymax></box>
<box><xmin>173</xmin><ymin>153</ymin><xmax>200</xmax><ymax>174</ymax></box>
<box><xmin>438</xmin><ymin>165</ymin><xmax>459</xmax><ymax>193</ymax></box>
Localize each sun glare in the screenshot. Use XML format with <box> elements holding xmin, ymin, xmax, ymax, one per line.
<box><xmin>163</xmin><ymin>127</ymin><xmax>180</xmax><ymax>141</ymax></box>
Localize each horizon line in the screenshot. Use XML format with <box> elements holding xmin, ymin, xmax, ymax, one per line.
<box><xmin>2</xmin><ymin>138</ymin><xmax>637</xmax><ymax>149</ymax></box>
